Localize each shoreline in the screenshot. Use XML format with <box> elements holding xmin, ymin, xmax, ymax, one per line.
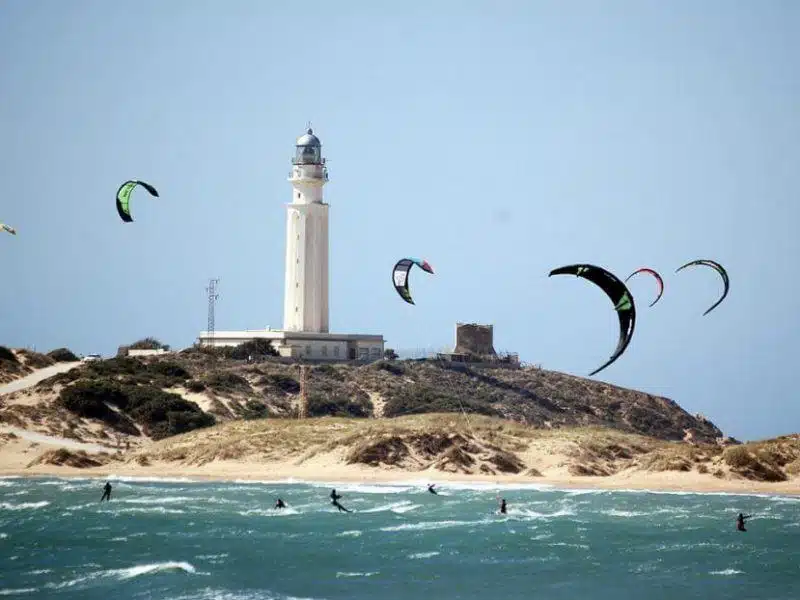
<box><xmin>3</xmin><ymin>462</ymin><xmax>800</xmax><ymax>497</ymax></box>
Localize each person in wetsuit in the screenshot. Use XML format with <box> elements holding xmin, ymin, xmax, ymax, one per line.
<box><xmin>499</xmin><ymin>498</ymin><xmax>507</xmax><ymax>514</ymax></box>
<box><xmin>736</xmin><ymin>513</ymin><xmax>752</xmax><ymax>532</ymax></box>
<box><xmin>100</xmin><ymin>481</ymin><xmax>112</xmax><ymax>502</ymax></box>
<box><xmin>274</xmin><ymin>498</ymin><xmax>286</xmax><ymax>509</ymax></box>
<box><xmin>427</xmin><ymin>484</ymin><xmax>438</xmax><ymax>495</ymax></box>
<box><xmin>330</xmin><ymin>488</ymin><xmax>351</xmax><ymax>513</ymax></box>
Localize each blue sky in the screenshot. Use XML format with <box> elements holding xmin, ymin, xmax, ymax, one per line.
<box><xmin>1</xmin><ymin>1</ymin><xmax>798</xmax><ymax>441</ymax></box>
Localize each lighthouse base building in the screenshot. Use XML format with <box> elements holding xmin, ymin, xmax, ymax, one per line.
<box><xmin>197</xmin><ymin>127</ymin><xmax>385</xmax><ymax>362</ymax></box>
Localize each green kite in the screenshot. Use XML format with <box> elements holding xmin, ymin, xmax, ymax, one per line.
<box><xmin>548</xmin><ymin>263</ymin><xmax>637</xmax><ymax>377</ymax></box>
<box><xmin>116</xmin><ymin>180</ymin><xmax>159</xmax><ymax>223</ymax></box>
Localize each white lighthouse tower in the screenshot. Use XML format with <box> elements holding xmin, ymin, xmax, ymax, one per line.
<box><xmin>197</xmin><ymin>125</ymin><xmax>384</xmax><ymax>362</ymax></box>
<box><xmin>283</xmin><ymin>128</ymin><xmax>329</xmax><ymax>333</ymax></box>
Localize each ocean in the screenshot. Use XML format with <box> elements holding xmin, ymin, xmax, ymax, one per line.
<box><xmin>0</xmin><ymin>476</ymin><xmax>797</xmax><ymax>600</ymax></box>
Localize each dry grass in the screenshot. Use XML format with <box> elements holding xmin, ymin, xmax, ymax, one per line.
<box><xmin>27</xmin><ymin>448</ymin><xmax>115</xmax><ymax>468</ymax></box>
<box><xmin>720</xmin><ymin>435</ymin><xmax>800</xmax><ymax>482</ymax></box>
<box><xmin>128</xmin><ymin>413</ymin><xmax>735</xmax><ymax>479</ymax></box>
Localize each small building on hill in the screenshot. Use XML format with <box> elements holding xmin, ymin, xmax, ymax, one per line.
<box><xmin>436</xmin><ymin>322</ymin><xmax>519</xmax><ymax>368</ymax></box>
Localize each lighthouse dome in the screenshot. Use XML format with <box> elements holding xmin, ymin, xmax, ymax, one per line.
<box><xmin>296</xmin><ymin>128</ymin><xmax>321</xmax><ymax>147</ymax></box>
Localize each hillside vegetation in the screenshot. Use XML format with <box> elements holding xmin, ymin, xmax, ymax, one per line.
<box><xmin>2</xmin><ymin>346</ymin><xmax>724</xmax><ymax>444</ymax></box>
<box><xmin>2</xmin><ymin>346</ymin><xmax>798</xmax><ymax>484</ymax></box>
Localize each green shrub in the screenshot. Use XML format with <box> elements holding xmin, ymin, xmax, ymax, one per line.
<box><xmin>57</xmin><ymin>379</ymin><xmax>214</xmax><ymax>441</ymax></box>
<box><xmin>47</xmin><ymin>348</ymin><xmax>80</xmax><ymax>362</ymax></box>
<box><xmin>206</xmin><ymin>372</ymin><xmax>251</xmax><ymax>394</ymax></box>
<box><xmin>0</xmin><ymin>346</ymin><xmax>18</xmax><ymax>363</ymax></box>
<box><xmin>17</xmin><ymin>350</ymin><xmax>54</xmax><ymax>369</ymax></box>
<box><xmin>307</xmin><ymin>392</ymin><xmax>371</xmax><ymax>418</ymax></box>
<box><xmin>314</xmin><ymin>363</ymin><xmax>337</xmax><ymax>376</ymax></box>
<box><xmin>374</xmin><ymin>361</ymin><xmax>404</xmax><ymax>376</ymax></box>
<box><xmin>229</xmin><ymin>339</ymin><xmax>278</xmax><ymax>360</ymax></box>
<box><xmin>146</xmin><ymin>411</ymin><xmax>215</xmax><ymax>440</ymax></box>
<box><xmin>128</xmin><ymin>337</ymin><xmax>169</xmax><ymax>350</ymax></box>
<box><xmin>242</xmin><ymin>399</ymin><xmax>270</xmax><ymax>420</ymax></box>
<box><xmin>85</xmin><ymin>357</ymin><xmax>144</xmax><ymax>377</ymax></box>
<box><xmin>186</xmin><ymin>380</ymin><xmax>206</xmax><ymax>393</ymax></box>
<box><xmin>383</xmin><ymin>384</ymin><xmax>500</xmax><ymax>418</ymax></box>
<box><xmin>58</xmin><ymin>380</ymin><xmax>139</xmax><ymax>436</ymax></box>
<box><xmin>124</xmin><ymin>387</ymin><xmax>214</xmax><ymax>440</ymax></box>
<box><xmin>147</xmin><ymin>361</ymin><xmax>191</xmax><ymax>381</ymax></box>
<box><xmin>259</xmin><ymin>373</ymin><xmax>300</xmax><ymax>394</ymax></box>
<box><xmin>723</xmin><ymin>446</ymin><xmax>753</xmax><ymax>469</ymax></box>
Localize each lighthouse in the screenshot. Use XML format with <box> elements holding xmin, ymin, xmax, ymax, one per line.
<box><xmin>283</xmin><ymin>128</ymin><xmax>330</xmax><ymax>333</ymax></box>
<box><xmin>196</xmin><ymin>125</ymin><xmax>384</xmax><ymax>362</ymax></box>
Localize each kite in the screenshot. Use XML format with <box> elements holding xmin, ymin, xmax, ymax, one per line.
<box><xmin>116</xmin><ymin>180</ymin><xmax>159</xmax><ymax>223</ymax></box>
<box><xmin>625</xmin><ymin>268</ymin><xmax>664</xmax><ymax>307</ymax></box>
<box><xmin>548</xmin><ymin>264</ymin><xmax>636</xmax><ymax>377</ymax></box>
<box><xmin>675</xmin><ymin>259</ymin><xmax>729</xmax><ymax>316</ymax></box>
<box><xmin>392</xmin><ymin>258</ymin><xmax>434</xmax><ymax>305</ymax></box>
<box><xmin>1</xmin><ymin>223</ymin><xmax>16</xmax><ymax>235</ymax></box>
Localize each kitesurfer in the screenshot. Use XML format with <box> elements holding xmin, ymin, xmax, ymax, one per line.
<box><xmin>736</xmin><ymin>513</ymin><xmax>752</xmax><ymax>532</ymax></box>
<box><xmin>499</xmin><ymin>498</ymin><xmax>507</xmax><ymax>514</ymax></box>
<box><xmin>274</xmin><ymin>498</ymin><xmax>286</xmax><ymax>509</ymax></box>
<box><xmin>100</xmin><ymin>481</ymin><xmax>112</xmax><ymax>502</ymax></box>
<box><xmin>330</xmin><ymin>489</ymin><xmax>351</xmax><ymax>513</ymax></box>
<box><xmin>427</xmin><ymin>484</ymin><xmax>438</xmax><ymax>495</ymax></box>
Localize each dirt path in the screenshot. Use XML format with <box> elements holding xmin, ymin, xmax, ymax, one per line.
<box><xmin>0</xmin><ymin>362</ymin><xmax>82</xmax><ymax>397</ymax></box>
<box><xmin>0</xmin><ymin>425</ymin><xmax>110</xmax><ymax>453</ymax></box>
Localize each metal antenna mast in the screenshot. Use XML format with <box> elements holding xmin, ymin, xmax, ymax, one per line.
<box><xmin>205</xmin><ymin>278</ymin><xmax>220</xmax><ymax>346</ymax></box>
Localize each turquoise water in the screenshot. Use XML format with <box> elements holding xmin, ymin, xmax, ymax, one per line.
<box><xmin>0</xmin><ymin>476</ymin><xmax>798</xmax><ymax>599</ymax></box>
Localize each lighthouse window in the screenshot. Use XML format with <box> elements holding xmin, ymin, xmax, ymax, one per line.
<box><xmin>297</xmin><ymin>192</ymin><xmax>300</xmax><ymax>199</ymax></box>
<box><xmin>321</xmin><ymin>345</ymin><xmax>328</xmax><ymax>357</ymax></box>
<box><xmin>305</xmin><ymin>345</ymin><xmax>312</xmax><ymax>356</ymax></box>
<box><xmin>334</xmin><ymin>346</ymin><xmax>340</xmax><ymax>356</ymax></box>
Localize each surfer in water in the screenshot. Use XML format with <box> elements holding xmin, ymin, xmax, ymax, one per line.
<box><xmin>100</xmin><ymin>481</ymin><xmax>112</xmax><ymax>502</ymax></box>
<box><xmin>427</xmin><ymin>484</ymin><xmax>438</xmax><ymax>495</ymax></box>
<box><xmin>330</xmin><ymin>489</ymin><xmax>351</xmax><ymax>513</ymax></box>
<box><xmin>274</xmin><ymin>498</ymin><xmax>286</xmax><ymax>509</ymax></box>
<box><xmin>498</xmin><ymin>498</ymin><xmax>507</xmax><ymax>515</ymax></box>
<box><xmin>736</xmin><ymin>513</ymin><xmax>752</xmax><ymax>532</ymax></box>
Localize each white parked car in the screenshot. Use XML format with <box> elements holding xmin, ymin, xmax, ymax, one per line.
<box><xmin>82</xmin><ymin>354</ymin><xmax>101</xmax><ymax>362</ymax></box>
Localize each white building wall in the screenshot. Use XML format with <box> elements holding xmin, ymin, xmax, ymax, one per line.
<box><xmin>282</xmin><ymin>160</ymin><xmax>329</xmax><ymax>333</ymax></box>
<box><xmin>128</xmin><ymin>349</ymin><xmax>167</xmax><ymax>357</ymax></box>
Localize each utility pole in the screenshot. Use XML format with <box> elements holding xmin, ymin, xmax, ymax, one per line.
<box><xmin>205</xmin><ymin>278</ymin><xmax>219</xmax><ymax>346</ymax></box>
<box><xmin>298</xmin><ymin>362</ymin><xmax>309</xmax><ymax>419</ymax></box>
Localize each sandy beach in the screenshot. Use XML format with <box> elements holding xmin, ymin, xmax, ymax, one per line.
<box><xmin>2</xmin><ymin>431</ymin><xmax>798</xmax><ymax>497</ymax></box>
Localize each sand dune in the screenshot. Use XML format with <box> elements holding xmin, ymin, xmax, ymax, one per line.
<box><xmin>2</xmin><ymin>414</ymin><xmax>798</xmax><ymax>496</ymax></box>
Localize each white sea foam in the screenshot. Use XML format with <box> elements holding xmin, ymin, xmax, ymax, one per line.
<box><xmin>173</xmin><ymin>588</ymin><xmax>324</xmax><ymax>600</ymax></box>
<box><xmin>380</xmin><ymin>518</ymin><xmax>493</xmax><ymax>532</ymax></box>
<box><xmin>114</xmin><ymin>506</ymin><xmax>186</xmax><ymax>515</ymax></box>
<box><xmin>0</xmin><ymin>501</ymin><xmax>49</xmax><ymax>510</ymax></box>
<box><xmin>48</xmin><ymin>561</ymin><xmax>198</xmax><ymax>589</ymax></box>
<box><xmin>408</xmin><ymin>551</ymin><xmax>440</xmax><ymax>559</ymax></box>
<box><xmin>710</xmin><ymin>568</ymin><xmax>743</xmax><ymax>575</ymax></box>
<box><xmin>337</xmin><ymin>530</ymin><xmax>362</xmax><ymax>537</ymax></box>
<box><xmin>361</xmin><ymin>501</ymin><xmax>420</xmax><ymax>514</ymax></box>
